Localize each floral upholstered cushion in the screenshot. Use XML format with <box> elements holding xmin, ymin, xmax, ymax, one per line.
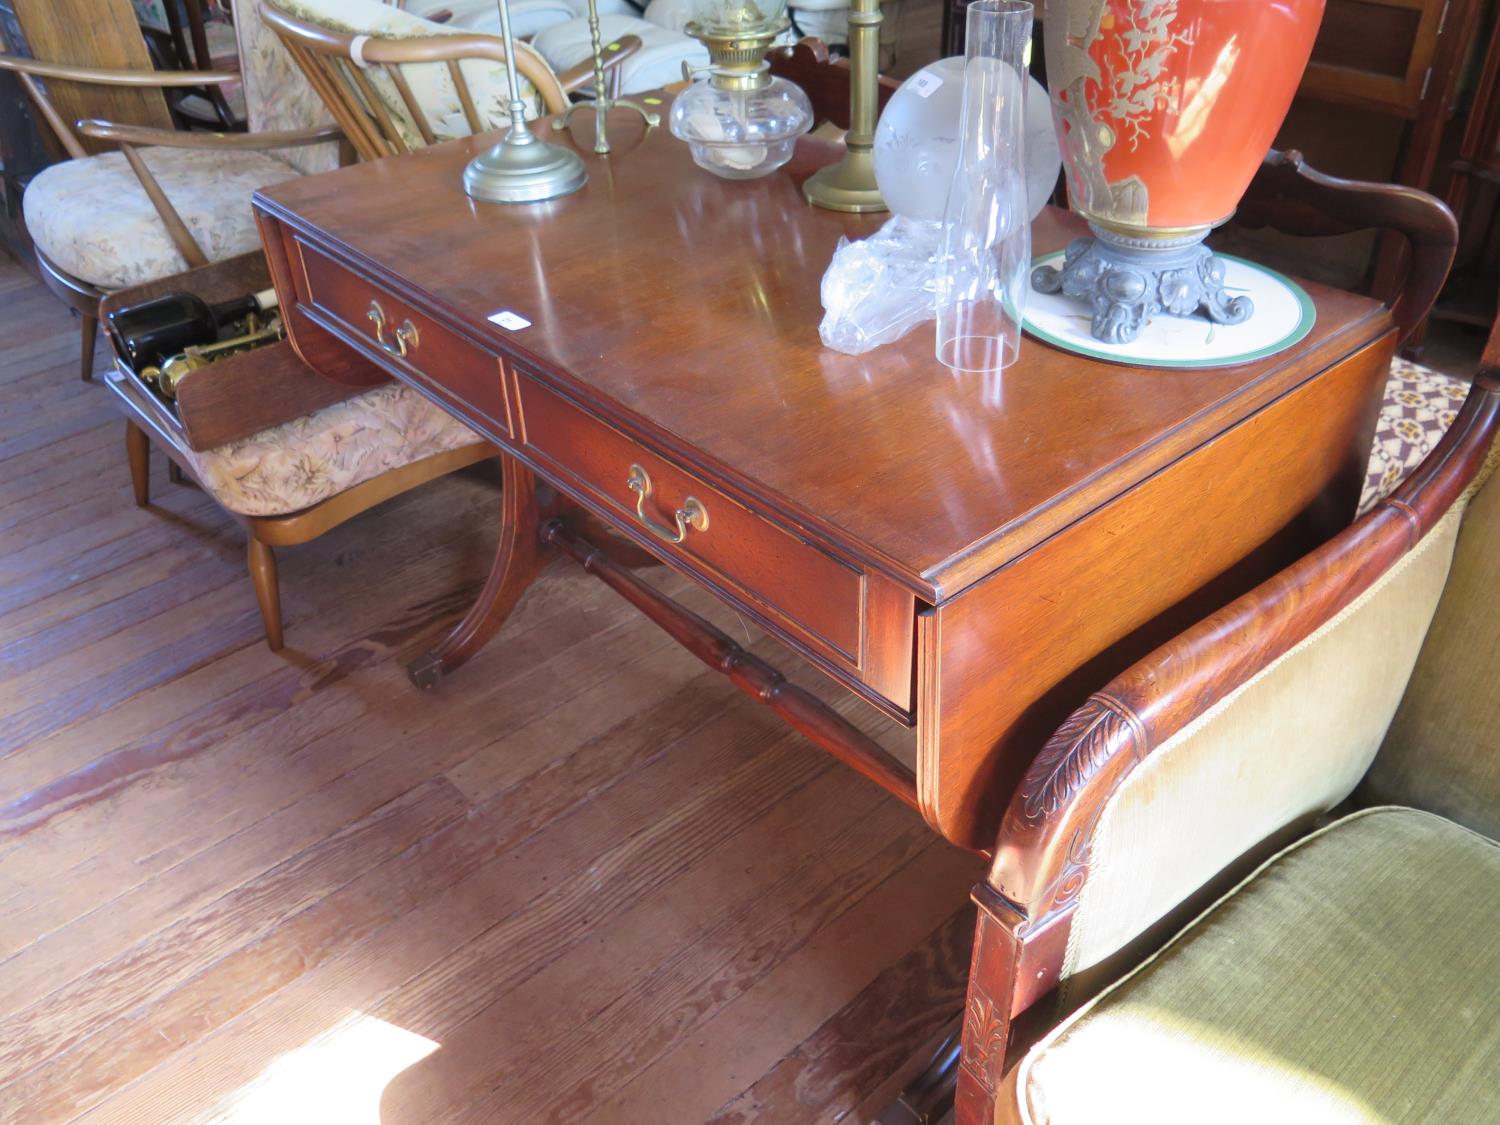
<box><xmin>236</xmin><ymin>0</ymin><xmax>342</xmax><ymax>175</ymax></box>
<box><xmin>277</xmin><ymin>0</ymin><xmax>549</xmax><ymax>146</ymax></box>
<box><xmin>22</xmin><ymin>146</ymin><xmax>301</xmax><ymax>290</ymax></box>
<box><xmin>1359</xmin><ymin>357</ymin><xmax>1470</xmax><ymax>516</ymax></box>
<box><xmin>184</xmin><ymin>381</ymin><xmax>486</xmax><ymax>517</ymax></box>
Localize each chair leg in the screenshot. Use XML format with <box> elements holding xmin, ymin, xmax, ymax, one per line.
<box><xmin>80</xmin><ymin>313</ymin><xmax>98</xmax><ymax>382</ymax></box>
<box><xmin>126</xmin><ymin>421</ymin><xmax>150</xmax><ymax>507</ymax></box>
<box><xmin>246</xmin><ymin>537</ymin><xmax>285</xmax><ymax>651</ymax></box>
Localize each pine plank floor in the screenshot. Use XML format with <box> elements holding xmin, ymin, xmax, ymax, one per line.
<box><xmin>0</xmin><ymin>250</ymin><xmax>982</xmax><ymax>1124</ymax></box>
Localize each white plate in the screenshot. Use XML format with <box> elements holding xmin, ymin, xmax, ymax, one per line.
<box><xmin>1023</xmin><ymin>251</ymin><xmax>1316</xmax><ymax>369</ymax></box>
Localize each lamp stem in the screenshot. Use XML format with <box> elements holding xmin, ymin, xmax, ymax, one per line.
<box><xmin>460</xmin><ymin>0</ymin><xmax>588</xmax><ymax>202</ymax></box>
<box><xmin>552</xmin><ymin>0</ymin><xmax>661</xmax><ymax>146</ymax></box>
<box><xmin>801</xmin><ymin>0</ymin><xmax>887</xmax><ymax>211</ymax></box>
<box><xmin>846</xmin><ymin>0</ymin><xmax>880</xmax><ymax>151</ymax></box>
<box><xmin>588</xmin><ymin>0</ymin><xmax>610</xmax><ymax>153</ymax></box>
<box><xmin>496</xmin><ymin>0</ymin><xmax>534</xmax><ymax>146</ymax></box>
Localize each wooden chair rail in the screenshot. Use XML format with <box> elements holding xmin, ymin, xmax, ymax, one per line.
<box><xmin>542</xmin><ymin>518</ymin><xmax>924</xmax><ymax>814</ymax></box>
<box><xmin>77</xmin><ymin>120</ymin><xmax>343</xmax><ymax>149</ymax></box>
<box><xmin>1237</xmin><ymin>148</ymin><xmax>1458</xmax><ymax>343</ymax></box>
<box><xmin>984</xmin><ymin>321</ymin><xmax>1500</xmax><ymax>934</ymax></box>
<box><xmin>0</xmin><ymin>53</ymin><xmax>240</xmax><ymax>87</ymax></box>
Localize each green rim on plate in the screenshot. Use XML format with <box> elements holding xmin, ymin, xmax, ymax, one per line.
<box><xmin>1021</xmin><ymin>251</ymin><xmax>1317</xmax><ymax>369</ymax></box>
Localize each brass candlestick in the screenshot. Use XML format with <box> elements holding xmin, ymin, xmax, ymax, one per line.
<box><xmin>553</xmin><ymin>0</ymin><xmax>659</xmax><ymax>154</ymax></box>
<box><xmin>802</xmin><ymin>0</ymin><xmax>885</xmax><ymax>212</ymax></box>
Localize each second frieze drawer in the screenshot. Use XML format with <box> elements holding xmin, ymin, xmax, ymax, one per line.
<box><xmin>515</xmin><ymin>371</ymin><xmax>866</xmax><ymax>670</ymax></box>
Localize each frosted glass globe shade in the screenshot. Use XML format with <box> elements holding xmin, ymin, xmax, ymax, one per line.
<box><xmin>873</xmin><ymin>58</ymin><xmax>1062</xmax><ymax>223</ymax></box>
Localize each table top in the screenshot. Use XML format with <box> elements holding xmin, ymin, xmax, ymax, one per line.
<box><xmin>256</xmin><ymin>117</ymin><xmax>1392</xmax><ymax>601</ymax></box>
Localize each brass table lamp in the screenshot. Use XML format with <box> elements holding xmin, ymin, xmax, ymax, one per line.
<box><xmin>802</xmin><ymin>0</ymin><xmax>885</xmax><ymax>212</ymax></box>
<box><xmin>464</xmin><ymin>0</ymin><xmax>587</xmax><ymax>202</ymax></box>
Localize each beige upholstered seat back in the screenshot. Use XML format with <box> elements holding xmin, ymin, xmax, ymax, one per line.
<box><xmin>1362</xmin><ymin>462</ymin><xmax>1500</xmax><ymax>837</ymax></box>
<box><xmin>1057</xmin><ymin>501</ymin><xmax>1468</xmax><ymax>1004</ymax></box>
<box><xmin>238</xmin><ymin>0</ymin><xmax>342</xmax><ymax>174</ymax></box>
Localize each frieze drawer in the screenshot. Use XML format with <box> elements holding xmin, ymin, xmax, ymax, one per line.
<box><xmin>294</xmin><ymin>237</ymin><xmax>511</xmax><ymax>437</ymax></box>
<box><xmin>515</xmin><ymin>369</ymin><xmax>915</xmax><ymax>713</ymax></box>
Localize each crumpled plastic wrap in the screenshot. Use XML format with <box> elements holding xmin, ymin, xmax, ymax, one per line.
<box><xmin>818</xmin><ymin>215</ymin><xmax>944</xmax><ymax>356</ymax></box>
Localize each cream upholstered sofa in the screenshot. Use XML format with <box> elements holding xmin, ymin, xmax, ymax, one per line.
<box><xmin>530</xmin><ymin>0</ymin><xmax>709</xmax><ymax>98</ymax></box>
<box><xmin>953</xmin><ymin>334</ymin><xmax>1500</xmax><ymax>1123</ymax></box>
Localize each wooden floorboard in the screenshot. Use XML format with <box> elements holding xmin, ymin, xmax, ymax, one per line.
<box><xmin>0</xmin><ymin>235</ymin><xmax>982</xmax><ymax>1124</ymax></box>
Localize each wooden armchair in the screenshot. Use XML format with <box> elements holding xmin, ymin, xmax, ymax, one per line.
<box><xmin>954</xmin><ymin>316</ymin><xmax>1500</xmax><ymax>1123</ymax></box>
<box><xmin>102</xmin><ymin>254</ymin><xmax>497</xmax><ymax>652</ymax></box>
<box><xmin>259</xmin><ymin>0</ymin><xmax>640</xmax><ymax>161</ymax></box>
<box><xmin>1</xmin><ymin>0</ymin><xmax>340</xmax><ymax>381</ymax></box>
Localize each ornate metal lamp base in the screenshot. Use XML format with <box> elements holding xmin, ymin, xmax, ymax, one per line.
<box><xmin>1031</xmin><ymin>225</ymin><xmax>1253</xmax><ymax>345</ymax></box>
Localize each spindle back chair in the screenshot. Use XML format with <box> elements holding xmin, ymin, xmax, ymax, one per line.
<box><xmin>260</xmin><ymin>0</ymin><xmax>637</xmax><ymax>162</ymax></box>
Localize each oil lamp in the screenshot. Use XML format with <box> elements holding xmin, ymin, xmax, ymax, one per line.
<box><xmin>668</xmin><ymin>0</ymin><xmax>813</xmax><ymax>178</ymax></box>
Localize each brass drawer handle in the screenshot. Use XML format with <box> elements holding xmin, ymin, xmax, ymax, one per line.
<box><xmin>367</xmin><ymin>299</ymin><xmax>419</xmax><ymax>359</ymax></box>
<box><xmin>626</xmin><ymin>463</ymin><xmax>708</xmax><ymax>545</ymax></box>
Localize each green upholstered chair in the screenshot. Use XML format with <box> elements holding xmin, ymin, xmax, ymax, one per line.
<box><xmin>952</xmin><ymin>316</ymin><xmax>1500</xmax><ymax>1125</ymax></box>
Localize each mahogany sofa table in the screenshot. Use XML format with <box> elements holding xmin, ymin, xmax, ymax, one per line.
<box><xmin>252</xmin><ymin>123</ymin><xmax>1396</xmax><ymax>853</ymax></box>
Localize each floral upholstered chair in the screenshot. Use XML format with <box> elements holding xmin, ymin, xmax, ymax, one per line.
<box><xmin>107</xmin><ymin>256</ymin><xmax>494</xmax><ymax>652</ymax></box>
<box><xmin>2</xmin><ymin>0</ymin><xmax>342</xmax><ymax>380</ymax></box>
<box><xmin>952</xmin><ymin>320</ymin><xmax>1500</xmax><ymax>1124</ymax></box>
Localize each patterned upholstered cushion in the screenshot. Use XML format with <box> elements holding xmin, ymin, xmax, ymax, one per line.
<box><xmin>276</xmin><ymin>0</ymin><xmax>549</xmax><ymax>146</ymax></box>
<box><xmin>1005</xmin><ymin>807</ymin><xmax>1500</xmax><ymax>1125</ymax></box>
<box><xmin>237</xmin><ymin>0</ymin><xmax>342</xmax><ymax>175</ymax></box>
<box><xmin>184</xmin><ymin>381</ymin><xmax>486</xmax><ymax>517</ymax></box>
<box><xmin>22</xmin><ymin>146</ymin><xmax>301</xmax><ymax>290</ymax></box>
<box><xmin>1359</xmin><ymin>357</ymin><xmax>1470</xmax><ymax>516</ymax></box>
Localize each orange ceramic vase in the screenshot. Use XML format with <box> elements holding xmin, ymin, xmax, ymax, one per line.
<box><xmin>1046</xmin><ymin>0</ymin><xmax>1325</xmax><ymax>237</ymax></box>
<box><xmin>1032</xmin><ymin>0</ymin><xmax>1325</xmax><ymax>344</ymax></box>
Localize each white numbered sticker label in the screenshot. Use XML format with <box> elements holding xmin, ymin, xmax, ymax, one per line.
<box><xmin>488</xmin><ymin>310</ymin><xmax>532</xmax><ymax>331</ymax></box>
<box><xmin>909</xmin><ymin>72</ymin><xmax>943</xmax><ymax>98</ymax></box>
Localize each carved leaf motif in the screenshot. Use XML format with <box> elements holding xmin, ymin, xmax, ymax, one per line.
<box><xmin>962</xmin><ymin>992</ymin><xmax>1008</xmax><ymax>1089</ymax></box>
<box><xmin>1019</xmin><ymin>698</ymin><xmax>1137</xmax><ymax>822</ymax></box>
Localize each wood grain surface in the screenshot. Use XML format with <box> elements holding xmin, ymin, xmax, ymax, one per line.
<box><xmin>254</xmin><ymin>123</ymin><xmax>1394</xmax><ymax>601</ymax></box>
<box><xmin>0</xmin><ymin>252</ymin><xmax>981</xmax><ymax>1122</ymax></box>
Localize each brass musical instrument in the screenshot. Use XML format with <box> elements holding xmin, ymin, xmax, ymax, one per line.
<box><xmin>142</xmin><ymin>314</ymin><xmax>285</xmax><ymax>399</ymax></box>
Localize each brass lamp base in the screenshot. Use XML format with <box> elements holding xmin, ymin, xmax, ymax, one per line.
<box><xmin>802</xmin><ymin>146</ymin><xmax>885</xmax><ymax>213</ymax></box>
<box><xmin>463</xmin><ymin>133</ymin><xmax>587</xmax><ymax>204</ymax></box>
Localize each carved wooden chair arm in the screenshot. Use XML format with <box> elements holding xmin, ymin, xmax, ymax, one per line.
<box><xmin>554</xmin><ymin>34</ymin><xmax>642</xmax><ymax>98</ymax></box>
<box><xmin>1237</xmin><ymin>149</ymin><xmax>1458</xmax><ymax>345</ymax></box>
<box><xmin>0</xmin><ymin>53</ymin><xmax>239</xmax><ymax>87</ymax></box>
<box><xmin>987</xmin><ymin>329</ymin><xmax>1500</xmax><ymax>929</ymax></box>
<box><xmin>76</xmin><ymin>119</ymin><xmax>343</xmax><ymax>149</ymax></box>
